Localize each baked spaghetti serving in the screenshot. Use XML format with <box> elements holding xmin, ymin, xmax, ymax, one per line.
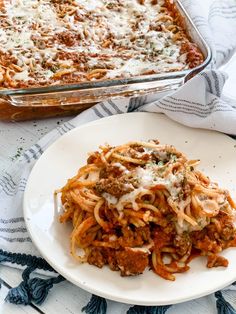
<box><xmin>56</xmin><ymin>140</ymin><xmax>236</xmax><ymax>280</ymax></box>
<box><xmin>0</xmin><ymin>0</ymin><xmax>203</xmax><ymax>89</ymax></box>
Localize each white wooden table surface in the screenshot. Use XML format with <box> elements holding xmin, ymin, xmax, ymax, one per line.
<box><xmin>2</xmin><ymin>1</ymin><xmax>236</xmax><ymax>313</ymax></box>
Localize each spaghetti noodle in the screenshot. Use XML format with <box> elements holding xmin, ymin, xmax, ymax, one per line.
<box><xmin>56</xmin><ymin>140</ymin><xmax>236</xmax><ymax>280</ymax></box>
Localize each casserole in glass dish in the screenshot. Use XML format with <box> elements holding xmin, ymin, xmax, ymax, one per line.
<box><xmin>0</xmin><ymin>0</ymin><xmax>211</xmax><ymax>120</ymax></box>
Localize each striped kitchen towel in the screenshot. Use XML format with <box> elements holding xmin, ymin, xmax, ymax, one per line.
<box><xmin>1</xmin><ymin>0</ymin><xmax>236</xmax><ymax>313</ymax></box>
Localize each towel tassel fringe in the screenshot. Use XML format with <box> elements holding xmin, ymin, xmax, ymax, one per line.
<box><xmin>5</xmin><ymin>265</ymin><xmax>64</xmax><ymax>305</ymax></box>
<box><xmin>215</xmin><ymin>291</ymin><xmax>236</xmax><ymax>314</ymax></box>
<box><xmin>82</xmin><ymin>294</ymin><xmax>107</xmax><ymax>314</ymax></box>
<box><xmin>0</xmin><ymin>250</ymin><xmax>65</xmax><ymax>306</ymax></box>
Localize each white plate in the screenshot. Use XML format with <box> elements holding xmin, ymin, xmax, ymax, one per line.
<box><xmin>24</xmin><ymin>112</ymin><xmax>236</xmax><ymax>306</ymax></box>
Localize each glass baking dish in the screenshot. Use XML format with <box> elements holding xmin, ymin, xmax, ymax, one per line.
<box><xmin>0</xmin><ymin>0</ymin><xmax>212</xmax><ymax>109</ymax></box>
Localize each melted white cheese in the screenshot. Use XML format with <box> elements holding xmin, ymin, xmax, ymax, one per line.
<box><xmin>116</xmin><ymin>187</ymin><xmax>149</xmax><ymax>211</ymax></box>
<box><xmin>102</xmin><ymin>192</ymin><xmax>118</xmax><ymax>205</ymax></box>
<box><xmin>13</xmin><ymin>69</ymin><xmax>30</xmax><ymax>81</ymax></box>
<box><xmin>135</xmin><ymin>166</ymin><xmax>183</xmax><ymax>198</ymax></box>
<box><xmin>102</xmin><ymin>161</ymin><xmax>184</xmax><ymax>212</ymax></box>
<box><xmin>175</xmin><ymin>216</ymin><xmax>209</xmax><ymax>234</ymax></box>
<box><xmin>112</xmin><ymin>162</ymin><xmax>130</xmax><ymax>174</ymax></box>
